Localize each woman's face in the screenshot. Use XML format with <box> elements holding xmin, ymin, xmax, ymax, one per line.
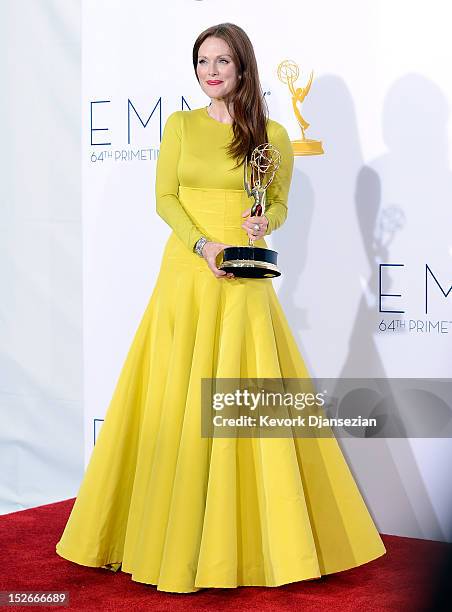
<box><xmin>196</xmin><ymin>36</ymin><xmax>239</xmax><ymax>102</ymax></box>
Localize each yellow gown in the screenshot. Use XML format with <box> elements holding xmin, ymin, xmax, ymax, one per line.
<box><xmin>55</xmin><ymin>107</ymin><xmax>386</xmax><ymax>593</ymax></box>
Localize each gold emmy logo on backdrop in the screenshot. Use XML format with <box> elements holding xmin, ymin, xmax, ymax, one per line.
<box><xmin>277</xmin><ymin>60</ymin><xmax>324</xmax><ymax>156</ymax></box>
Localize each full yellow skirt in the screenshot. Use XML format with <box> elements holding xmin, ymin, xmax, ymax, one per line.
<box><xmin>56</xmin><ymin>186</ymin><xmax>386</xmax><ymax>592</ymax></box>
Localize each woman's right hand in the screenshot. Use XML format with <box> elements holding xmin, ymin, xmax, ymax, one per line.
<box><xmin>201</xmin><ymin>241</ymin><xmax>235</xmax><ymax>279</ymax></box>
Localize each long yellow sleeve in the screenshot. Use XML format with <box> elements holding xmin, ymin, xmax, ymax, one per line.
<box><xmin>155</xmin><ymin>112</ymin><xmax>204</xmax><ymax>252</ymax></box>
<box><xmin>154</xmin><ymin>109</ymin><xmax>294</xmax><ymax>247</ymax></box>
<box><xmin>264</xmin><ymin>123</ymin><xmax>294</xmax><ymax>235</ymax></box>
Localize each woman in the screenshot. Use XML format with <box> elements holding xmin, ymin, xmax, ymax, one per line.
<box><xmin>56</xmin><ymin>23</ymin><xmax>386</xmax><ymax>593</ymax></box>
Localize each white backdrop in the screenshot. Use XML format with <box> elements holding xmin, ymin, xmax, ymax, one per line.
<box><xmin>81</xmin><ymin>0</ymin><xmax>452</xmax><ymax>541</ymax></box>
<box><xmin>1</xmin><ymin>0</ymin><xmax>82</xmax><ymax>516</ymax></box>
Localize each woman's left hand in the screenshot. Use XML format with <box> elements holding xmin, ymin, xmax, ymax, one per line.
<box><xmin>241</xmin><ymin>208</ymin><xmax>269</xmax><ymax>241</ymax></box>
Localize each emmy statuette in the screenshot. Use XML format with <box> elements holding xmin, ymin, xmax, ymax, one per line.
<box><xmin>219</xmin><ymin>143</ymin><xmax>282</xmax><ymax>278</ymax></box>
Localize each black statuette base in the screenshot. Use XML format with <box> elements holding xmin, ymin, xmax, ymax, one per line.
<box><xmin>219</xmin><ymin>246</ymin><xmax>281</xmax><ymax>278</ymax></box>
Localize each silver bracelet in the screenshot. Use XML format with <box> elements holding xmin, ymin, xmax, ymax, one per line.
<box><xmin>194</xmin><ymin>236</ymin><xmax>208</xmax><ymax>257</ymax></box>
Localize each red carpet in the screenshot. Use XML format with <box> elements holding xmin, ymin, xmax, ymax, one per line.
<box><xmin>1</xmin><ymin>499</ymin><xmax>450</xmax><ymax>611</ymax></box>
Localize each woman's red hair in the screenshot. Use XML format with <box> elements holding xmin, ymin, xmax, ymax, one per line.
<box><xmin>192</xmin><ymin>22</ymin><xmax>269</xmax><ymax>167</ymax></box>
